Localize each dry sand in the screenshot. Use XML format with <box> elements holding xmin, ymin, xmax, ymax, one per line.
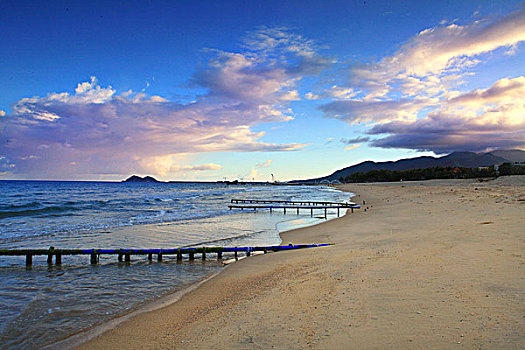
<box><xmin>75</xmin><ymin>177</ymin><xmax>524</xmax><ymax>349</ymax></box>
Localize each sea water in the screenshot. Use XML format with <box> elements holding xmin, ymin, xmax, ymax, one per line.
<box><xmin>0</xmin><ymin>181</ymin><xmax>351</xmax><ymax>349</ymax></box>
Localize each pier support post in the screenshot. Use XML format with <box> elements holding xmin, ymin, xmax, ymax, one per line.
<box><xmin>202</xmin><ymin>249</ymin><xmax>206</xmax><ymax>261</ymax></box>
<box><xmin>217</xmin><ymin>251</ymin><xmax>222</xmax><ymax>260</ymax></box>
<box><xmin>234</xmin><ymin>251</ymin><xmax>238</xmax><ymax>260</ymax></box>
<box><xmin>246</xmin><ymin>250</ymin><xmax>251</xmax><ymax>257</ymax></box>
<box><xmin>157</xmin><ymin>253</ymin><xmax>162</xmax><ymax>262</ymax></box>
<box><xmin>56</xmin><ymin>253</ymin><xmax>62</xmax><ymax>265</ymax></box>
<box><xmin>324</xmin><ymin>208</ymin><xmax>327</xmax><ymax>219</ymax></box>
<box><xmin>284</xmin><ymin>208</ymin><xmax>286</xmax><ymax>215</ymax></box>
<box><xmin>177</xmin><ymin>249</ymin><xmax>182</xmax><ymax>261</ymax></box>
<box><xmin>26</xmin><ymin>254</ymin><xmax>32</xmax><ymax>266</ymax></box>
<box><xmin>311</xmin><ymin>208</ymin><xmax>313</xmax><ymax>217</ymax></box>
<box><xmin>47</xmin><ymin>246</ymin><xmax>54</xmax><ymax>265</ymax></box>
<box><xmin>189</xmin><ymin>252</ymin><xmax>194</xmax><ymax>260</ymax></box>
<box><xmin>118</xmin><ymin>253</ymin><xmax>123</xmax><ymax>262</ymax></box>
<box><xmin>351</xmin><ymin>208</ymin><xmax>354</xmax><ymax>213</ymax></box>
<box><xmin>90</xmin><ymin>253</ymin><xmax>98</xmax><ymax>264</ymax></box>
<box><xmin>297</xmin><ymin>208</ymin><xmax>299</xmax><ymax>215</ymax></box>
<box><xmin>148</xmin><ymin>253</ymin><xmax>152</xmax><ymax>261</ymax></box>
<box><xmin>337</xmin><ymin>208</ymin><xmax>340</xmax><ymax>217</ymax></box>
<box><xmin>125</xmin><ymin>253</ymin><xmax>130</xmax><ymax>262</ymax></box>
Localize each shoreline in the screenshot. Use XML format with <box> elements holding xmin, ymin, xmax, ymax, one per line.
<box><xmin>75</xmin><ymin>177</ymin><xmax>523</xmax><ymax>348</ymax></box>
<box><xmin>44</xmin><ymin>190</ymin><xmax>353</xmax><ymax>349</ymax></box>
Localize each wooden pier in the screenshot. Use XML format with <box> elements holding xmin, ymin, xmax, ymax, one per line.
<box><xmin>0</xmin><ymin>244</ymin><xmax>332</xmax><ymax>267</ymax></box>
<box><xmin>229</xmin><ymin>199</ymin><xmax>360</xmax><ymax>218</ymax></box>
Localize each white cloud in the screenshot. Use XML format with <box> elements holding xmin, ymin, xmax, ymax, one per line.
<box><xmin>328</xmin><ymin>85</ymin><xmax>358</xmax><ymax>100</ymax></box>
<box><xmin>256</xmin><ymin>159</ymin><xmax>273</xmax><ymax>167</ymax></box>
<box><xmin>305</xmin><ymin>92</ymin><xmax>320</xmax><ymax>100</ymax></box>
<box><xmin>1</xmin><ymin>27</ymin><xmax>322</xmax><ymax>179</ymax></box>
<box><xmin>320</xmin><ymin>8</ymin><xmax>525</xmax><ymax>153</ymax></box>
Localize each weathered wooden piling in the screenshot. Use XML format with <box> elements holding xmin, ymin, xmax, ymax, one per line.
<box><xmin>47</xmin><ymin>246</ymin><xmax>54</xmax><ymax>264</ymax></box>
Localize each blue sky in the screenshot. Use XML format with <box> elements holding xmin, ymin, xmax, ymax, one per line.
<box><xmin>1</xmin><ymin>0</ymin><xmax>524</xmax><ymax>181</ymax></box>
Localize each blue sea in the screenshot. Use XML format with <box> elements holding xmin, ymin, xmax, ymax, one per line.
<box><xmin>0</xmin><ymin>181</ymin><xmax>351</xmax><ymax>349</ymax></box>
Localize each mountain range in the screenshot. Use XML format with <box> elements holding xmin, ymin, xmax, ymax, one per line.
<box><xmin>295</xmin><ymin>150</ymin><xmax>525</xmax><ymax>183</ymax></box>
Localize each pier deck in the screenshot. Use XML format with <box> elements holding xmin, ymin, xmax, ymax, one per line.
<box><xmin>0</xmin><ymin>244</ymin><xmax>332</xmax><ymax>266</ymax></box>
<box><xmin>228</xmin><ymin>199</ymin><xmax>360</xmax><ymax>218</ymax></box>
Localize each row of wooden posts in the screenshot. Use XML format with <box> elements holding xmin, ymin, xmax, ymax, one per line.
<box><xmin>0</xmin><ymin>244</ymin><xmax>332</xmax><ymax>267</ymax></box>
<box><xmin>228</xmin><ymin>199</ymin><xmax>359</xmax><ymax>218</ymax></box>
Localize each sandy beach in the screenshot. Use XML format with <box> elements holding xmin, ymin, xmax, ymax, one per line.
<box><xmin>74</xmin><ymin>177</ymin><xmax>524</xmax><ymax>349</ymax></box>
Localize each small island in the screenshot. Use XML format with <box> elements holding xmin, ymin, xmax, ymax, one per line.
<box><xmin>122</xmin><ymin>175</ymin><xmax>161</xmax><ymax>183</ymax></box>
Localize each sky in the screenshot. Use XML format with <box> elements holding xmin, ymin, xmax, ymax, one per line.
<box><xmin>1</xmin><ymin>0</ymin><xmax>524</xmax><ymax>181</ymax></box>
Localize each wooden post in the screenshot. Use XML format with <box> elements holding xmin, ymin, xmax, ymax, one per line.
<box><xmin>118</xmin><ymin>253</ymin><xmax>123</xmax><ymax>262</ymax></box>
<box><xmin>202</xmin><ymin>248</ymin><xmax>206</xmax><ymax>260</ymax></box>
<box><xmin>311</xmin><ymin>208</ymin><xmax>313</xmax><ymax>217</ymax></box>
<box><xmin>177</xmin><ymin>249</ymin><xmax>182</xmax><ymax>261</ymax></box>
<box><xmin>189</xmin><ymin>252</ymin><xmax>194</xmax><ymax>260</ymax></box>
<box><xmin>90</xmin><ymin>253</ymin><xmax>98</xmax><ymax>264</ymax></box>
<box><xmin>234</xmin><ymin>251</ymin><xmax>238</xmax><ymax>260</ymax></box>
<box><xmin>56</xmin><ymin>253</ymin><xmax>62</xmax><ymax>265</ymax></box>
<box><xmin>47</xmin><ymin>246</ymin><xmax>54</xmax><ymax>265</ymax></box>
<box><xmin>297</xmin><ymin>208</ymin><xmax>299</xmax><ymax>215</ymax></box>
<box><xmin>270</xmin><ymin>207</ymin><xmax>272</xmax><ymax>213</ymax></box>
<box><xmin>217</xmin><ymin>251</ymin><xmax>222</xmax><ymax>260</ymax></box>
<box><xmin>351</xmin><ymin>207</ymin><xmax>354</xmax><ymax>213</ymax></box>
<box><xmin>26</xmin><ymin>254</ymin><xmax>32</xmax><ymax>266</ymax></box>
<box><xmin>148</xmin><ymin>253</ymin><xmax>152</xmax><ymax>261</ymax></box>
<box><xmin>157</xmin><ymin>253</ymin><xmax>162</xmax><ymax>262</ymax></box>
<box><xmin>284</xmin><ymin>208</ymin><xmax>286</xmax><ymax>215</ymax></box>
<box><xmin>125</xmin><ymin>253</ymin><xmax>131</xmax><ymax>262</ymax></box>
<box><xmin>337</xmin><ymin>208</ymin><xmax>340</xmax><ymax>217</ymax></box>
<box><xmin>247</xmin><ymin>250</ymin><xmax>251</xmax><ymax>257</ymax></box>
<box><xmin>324</xmin><ymin>208</ymin><xmax>327</xmax><ymax>219</ymax></box>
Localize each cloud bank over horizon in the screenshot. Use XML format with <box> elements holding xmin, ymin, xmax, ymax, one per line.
<box><xmin>321</xmin><ymin>7</ymin><xmax>525</xmax><ymax>154</ymax></box>
<box><xmin>1</xmin><ymin>28</ymin><xmax>319</xmax><ymax>179</ymax></box>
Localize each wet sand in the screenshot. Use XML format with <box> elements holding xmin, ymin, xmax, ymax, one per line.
<box><xmin>75</xmin><ymin>177</ymin><xmax>524</xmax><ymax>349</ymax></box>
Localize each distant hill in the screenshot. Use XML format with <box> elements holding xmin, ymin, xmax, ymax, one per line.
<box><xmin>295</xmin><ymin>150</ymin><xmax>525</xmax><ymax>183</ymax></box>
<box><xmin>123</xmin><ymin>175</ymin><xmax>161</xmax><ymax>183</ymax></box>
<box><xmin>488</xmin><ymin>150</ymin><xmax>525</xmax><ymax>163</ymax></box>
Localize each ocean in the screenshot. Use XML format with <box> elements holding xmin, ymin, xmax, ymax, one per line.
<box><xmin>0</xmin><ymin>181</ymin><xmax>351</xmax><ymax>349</ymax></box>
